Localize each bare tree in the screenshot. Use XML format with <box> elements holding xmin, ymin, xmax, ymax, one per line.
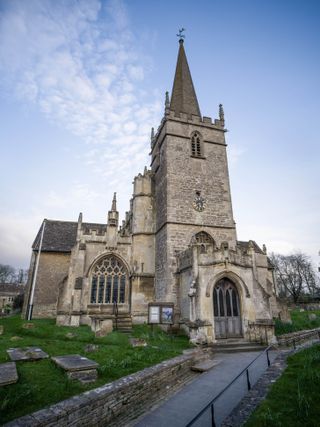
<box><xmin>0</xmin><ymin>264</ymin><xmax>16</xmax><ymax>283</ymax></box>
<box><xmin>270</xmin><ymin>252</ymin><xmax>319</xmax><ymax>302</ymax></box>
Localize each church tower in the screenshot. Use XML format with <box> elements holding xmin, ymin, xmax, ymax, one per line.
<box><xmin>151</xmin><ymin>38</ymin><xmax>237</xmax><ymax>309</ymax></box>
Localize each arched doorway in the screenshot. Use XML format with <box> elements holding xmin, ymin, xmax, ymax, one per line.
<box><xmin>213</xmin><ymin>278</ymin><xmax>242</xmax><ymax>338</ymax></box>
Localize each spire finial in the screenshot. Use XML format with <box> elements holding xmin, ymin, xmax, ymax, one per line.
<box><xmin>176</xmin><ymin>28</ymin><xmax>185</xmax><ymax>43</ymax></box>
<box><xmin>111</xmin><ymin>192</ymin><xmax>117</xmax><ymax>211</ymax></box>
<box><xmin>151</xmin><ymin>127</ymin><xmax>154</xmax><ymax>140</ymax></box>
<box><xmin>219</xmin><ymin>104</ymin><xmax>225</xmax><ymax>127</ymax></box>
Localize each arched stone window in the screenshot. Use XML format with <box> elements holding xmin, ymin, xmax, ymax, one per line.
<box><xmin>191</xmin><ymin>132</ymin><xmax>203</xmax><ymax>157</ymax></box>
<box><xmin>191</xmin><ymin>231</ymin><xmax>214</xmax><ymax>253</ymax></box>
<box><xmin>90</xmin><ymin>255</ymin><xmax>128</xmax><ymax>304</ymax></box>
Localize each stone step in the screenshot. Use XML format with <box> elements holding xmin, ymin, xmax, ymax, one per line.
<box><xmin>191</xmin><ymin>359</ymin><xmax>221</xmax><ymax>373</ymax></box>
<box><xmin>212</xmin><ymin>344</ymin><xmax>266</xmax><ymax>353</ymax></box>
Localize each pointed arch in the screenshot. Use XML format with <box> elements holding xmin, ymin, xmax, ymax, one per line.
<box><xmin>88</xmin><ymin>254</ymin><xmax>130</xmax><ymax>305</ymax></box>
<box><xmin>206</xmin><ymin>271</ymin><xmax>250</xmax><ymax>299</ymax></box>
<box><xmin>190</xmin><ymin>131</ymin><xmax>203</xmax><ymax>158</ymax></box>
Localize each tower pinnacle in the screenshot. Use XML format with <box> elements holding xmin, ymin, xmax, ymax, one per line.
<box><xmin>111</xmin><ymin>192</ymin><xmax>117</xmax><ymax>211</ymax></box>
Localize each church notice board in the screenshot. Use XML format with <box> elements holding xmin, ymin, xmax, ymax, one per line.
<box><xmin>148</xmin><ymin>303</ymin><xmax>174</xmax><ymax>325</ymax></box>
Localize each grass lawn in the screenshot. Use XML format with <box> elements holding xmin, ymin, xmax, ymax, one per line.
<box><xmin>245</xmin><ymin>344</ymin><xmax>320</xmax><ymax>427</ymax></box>
<box><xmin>0</xmin><ymin>316</ymin><xmax>191</xmax><ymax>423</ymax></box>
<box><xmin>275</xmin><ymin>309</ymin><xmax>320</xmax><ymax>336</ymax></box>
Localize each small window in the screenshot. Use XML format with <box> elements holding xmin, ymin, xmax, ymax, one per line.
<box><xmin>191</xmin><ymin>132</ymin><xmax>203</xmax><ymax>158</ymax></box>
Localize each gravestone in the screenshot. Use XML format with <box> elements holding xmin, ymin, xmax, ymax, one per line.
<box><xmin>52</xmin><ymin>355</ymin><xmax>99</xmax><ymax>383</ymax></box>
<box><xmin>84</xmin><ymin>344</ymin><xmax>99</xmax><ymax>353</ymax></box>
<box><xmin>92</xmin><ymin>318</ymin><xmax>113</xmax><ymax>337</ymax></box>
<box><xmin>308</xmin><ymin>313</ymin><xmax>317</xmax><ymax>321</ymax></box>
<box><xmin>0</xmin><ymin>362</ymin><xmax>18</xmax><ymax>386</ymax></box>
<box><xmin>22</xmin><ymin>323</ymin><xmax>35</xmax><ymax>329</ymax></box>
<box><xmin>129</xmin><ymin>338</ymin><xmax>147</xmax><ymax>347</ymax></box>
<box><xmin>0</xmin><ymin>325</ymin><xmax>3</xmax><ymax>335</ymax></box>
<box><xmin>7</xmin><ymin>347</ymin><xmax>49</xmax><ymax>362</ymax></box>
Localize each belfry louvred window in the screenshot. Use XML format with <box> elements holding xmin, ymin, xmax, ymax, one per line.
<box><xmin>90</xmin><ymin>255</ymin><xmax>127</xmax><ymax>304</ymax></box>
<box><xmin>191</xmin><ymin>132</ymin><xmax>203</xmax><ymax>157</ymax></box>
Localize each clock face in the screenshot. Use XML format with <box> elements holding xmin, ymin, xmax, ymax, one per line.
<box><xmin>193</xmin><ymin>193</ymin><xmax>206</xmax><ymax>212</ymax></box>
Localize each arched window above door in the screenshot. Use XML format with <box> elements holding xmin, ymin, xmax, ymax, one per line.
<box><xmin>90</xmin><ymin>255</ymin><xmax>128</xmax><ymax>304</ymax></box>
<box><xmin>191</xmin><ymin>231</ymin><xmax>214</xmax><ymax>253</ymax></box>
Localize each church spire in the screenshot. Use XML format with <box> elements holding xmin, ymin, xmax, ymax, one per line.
<box><xmin>170</xmin><ymin>39</ymin><xmax>201</xmax><ymax>117</ymax></box>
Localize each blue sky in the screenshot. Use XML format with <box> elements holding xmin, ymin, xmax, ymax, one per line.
<box><xmin>0</xmin><ymin>0</ymin><xmax>319</xmax><ymax>269</ymax></box>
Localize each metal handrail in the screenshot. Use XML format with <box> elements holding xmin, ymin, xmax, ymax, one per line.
<box><xmin>186</xmin><ymin>345</ymin><xmax>273</xmax><ymax>427</ymax></box>
<box><xmin>278</xmin><ymin>328</ymin><xmax>320</xmax><ymax>349</ymax></box>
<box><xmin>113</xmin><ymin>301</ymin><xmax>118</xmax><ymax>330</ymax></box>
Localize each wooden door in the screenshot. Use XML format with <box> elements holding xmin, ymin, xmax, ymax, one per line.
<box><xmin>213</xmin><ymin>278</ymin><xmax>242</xmax><ymax>338</ymax></box>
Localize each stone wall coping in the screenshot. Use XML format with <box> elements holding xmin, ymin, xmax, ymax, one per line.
<box><xmin>4</xmin><ymin>352</ymin><xmax>195</xmax><ymax>427</ymax></box>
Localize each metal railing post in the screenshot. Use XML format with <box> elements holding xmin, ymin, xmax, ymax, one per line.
<box><xmin>211</xmin><ymin>403</ymin><xmax>216</xmax><ymax>427</ymax></box>
<box><xmin>266</xmin><ymin>349</ymin><xmax>270</xmax><ymax>367</ymax></box>
<box><xmin>246</xmin><ymin>369</ymin><xmax>251</xmax><ymax>390</ymax></box>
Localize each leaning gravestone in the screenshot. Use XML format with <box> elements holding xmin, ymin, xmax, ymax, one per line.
<box><xmin>0</xmin><ymin>362</ymin><xmax>18</xmax><ymax>386</ymax></box>
<box><xmin>7</xmin><ymin>347</ymin><xmax>49</xmax><ymax>362</ymax></box>
<box><xmin>52</xmin><ymin>355</ymin><xmax>99</xmax><ymax>383</ymax></box>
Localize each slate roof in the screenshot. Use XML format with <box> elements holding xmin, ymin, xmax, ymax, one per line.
<box><xmin>32</xmin><ymin>220</ymin><xmax>106</xmax><ymax>253</ymax></box>
<box><xmin>170</xmin><ymin>40</ymin><xmax>201</xmax><ymax>117</ymax></box>
<box><xmin>237</xmin><ymin>240</ymin><xmax>264</xmax><ymax>255</ymax></box>
<box><xmin>0</xmin><ymin>283</ymin><xmax>25</xmax><ymax>294</ymax></box>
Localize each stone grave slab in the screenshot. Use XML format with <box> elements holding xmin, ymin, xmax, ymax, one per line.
<box><xmin>0</xmin><ymin>362</ymin><xmax>18</xmax><ymax>386</ymax></box>
<box><xmin>191</xmin><ymin>359</ymin><xmax>221</xmax><ymax>373</ymax></box>
<box><xmin>52</xmin><ymin>355</ymin><xmax>99</xmax><ymax>383</ymax></box>
<box><xmin>7</xmin><ymin>347</ymin><xmax>49</xmax><ymax>362</ymax></box>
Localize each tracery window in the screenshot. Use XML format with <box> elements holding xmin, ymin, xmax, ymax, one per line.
<box><xmin>191</xmin><ymin>231</ymin><xmax>214</xmax><ymax>254</ymax></box>
<box><xmin>191</xmin><ymin>132</ymin><xmax>203</xmax><ymax>157</ymax></box>
<box><xmin>213</xmin><ymin>280</ymin><xmax>239</xmax><ymax>318</ymax></box>
<box><xmin>90</xmin><ymin>255</ymin><xmax>128</xmax><ymax>304</ymax></box>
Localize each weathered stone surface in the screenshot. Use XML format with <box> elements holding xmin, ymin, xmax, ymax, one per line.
<box><xmin>129</xmin><ymin>338</ymin><xmax>147</xmax><ymax>347</ymax></box>
<box><xmin>0</xmin><ymin>362</ymin><xmax>18</xmax><ymax>386</ymax></box>
<box><xmin>92</xmin><ymin>318</ymin><xmax>113</xmax><ymax>337</ymax></box>
<box><xmin>8</xmin><ymin>351</ymin><xmax>199</xmax><ymax>427</ymax></box>
<box><xmin>10</xmin><ymin>336</ymin><xmax>22</xmax><ymax>341</ymax></box>
<box><xmin>84</xmin><ymin>344</ymin><xmax>99</xmax><ymax>353</ymax></box>
<box><xmin>191</xmin><ymin>359</ymin><xmax>220</xmax><ymax>372</ymax></box>
<box><xmin>308</xmin><ymin>313</ymin><xmax>317</xmax><ymax>320</ymax></box>
<box><xmin>65</xmin><ymin>332</ymin><xmax>77</xmax><ymax>339</ymax></box>
<box><xmin>52</xmin><ymin>355</ymin><xmax>98</xmax><ymax>372</ymax></box>
<box><xmin>7</xmin><ymin>347</ymin><xmax>49</xmax><ymax>361</ymax></box>
<box><xmin>22</xmin><ymin>323</ymin><xmax>35</xmax><ymax>329</ymax></box>
<box><xmin>67</xmin><ymin>369</ymin><xmax>98</xmax><ymax>383</ymax></box>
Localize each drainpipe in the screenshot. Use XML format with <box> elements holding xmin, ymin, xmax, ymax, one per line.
<box><xmin>27</xmin><ymin>219</ymin><xmax>46</xmax><ymax>321</ymax></box>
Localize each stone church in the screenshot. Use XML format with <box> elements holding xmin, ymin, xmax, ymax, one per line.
<box><xmin>23</xmin><ymin>39</ymin><xmax>286</xmax><ymax>343</ymax></box>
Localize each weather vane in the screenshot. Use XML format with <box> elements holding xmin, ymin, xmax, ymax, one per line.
<box><xmin>177</xmin><ymin>28</ymin><xmax>186</xmax><ymax>41</ymax></box>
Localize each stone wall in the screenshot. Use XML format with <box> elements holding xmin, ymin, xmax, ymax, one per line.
<box><xmin>24</xmin><ymin>251</ymin><xmax>70</xmax><ymax>318</ymax></box>
<box><xmin>5</xmin><ymin>353</ymin><xmax>196</xmax><ymax>427</ymax></box>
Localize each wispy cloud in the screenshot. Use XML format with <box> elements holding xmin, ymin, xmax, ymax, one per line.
<box><xmin>0</xmin><ymin>0</ymin><xmax>161</xmax><ymax>182</ymax></box>
<box><xmin>0</xmin><ymin>0</ymin><xmax>162</xmax><ymax>266</ymax></box>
